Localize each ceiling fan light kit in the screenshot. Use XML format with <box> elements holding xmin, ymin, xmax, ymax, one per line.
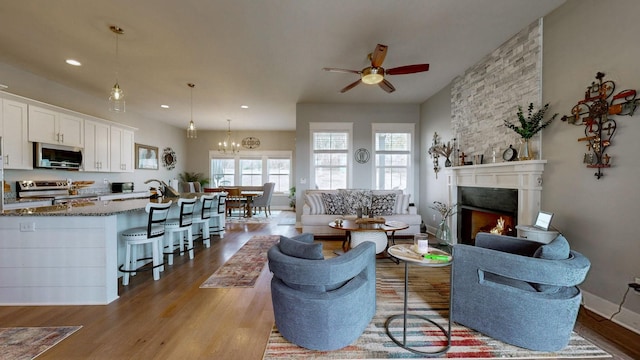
<box><xmin>323</xmin><ymin>43</ymin><xmax>430</xmax><ymax>93</ymax></box>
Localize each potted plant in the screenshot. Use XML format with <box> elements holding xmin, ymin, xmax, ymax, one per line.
<box><xmin>178</xmin><ymin>171</ymin><xmax>209</xmax><ymax>189</ymax></box>
<box><xmin>289</xmin><ymin>186</ymin><xmax>296</xmax><ymax>210</ymax></box>
<box><xmin>504</xmin><ymin>103</ymin><xmax>558</xmax><ymax>160</ymax></box>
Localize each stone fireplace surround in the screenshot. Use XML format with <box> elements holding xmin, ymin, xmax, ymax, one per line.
<box><xmin>445</xmin><ymin>160</ymin><xmax>546</xmax><ymax>244</ymax></box>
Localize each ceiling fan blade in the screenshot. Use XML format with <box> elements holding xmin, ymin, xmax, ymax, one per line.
<box><xmin>386</xmin><ymin>64</ymin><xmax>430</xmax><ymax>75</ymax></box>
<box><xmin>323</xmin><ymin>67</ymin><xmax>361</xmax><ymax>74</ymax></box>
<box><xmin>378</xmin><ymin>79</ymin><xmax>396</xmax><ymax>93</ymax></box>
<box><xmin>340</xmin><ymin>79</ymin><xmax>362</xmax><ymax>93</ymax></box>
<box><xmin>370</xmin><ymin>44</ymin><xmax>388</xmax><ymax>67</ymax></box>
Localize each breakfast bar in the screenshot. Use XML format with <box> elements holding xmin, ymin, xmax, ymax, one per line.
<box><xmin>0</xmin><ymin>196</ymin><xmax>197</xmax><ymax>306</ymax></box>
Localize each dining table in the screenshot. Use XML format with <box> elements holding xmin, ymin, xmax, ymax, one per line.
<box><xmin>241</xmin><ymin>191</ymin><xmax>263</xmax><ymax>217</ymax></box>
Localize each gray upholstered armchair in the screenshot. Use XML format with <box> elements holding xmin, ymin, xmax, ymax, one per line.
<box><xmin>267</xmin><ymin>233</ymin><xmax>376</xmax><ymax>351</ymax></box>
<box><xmin>451</xmin><ymin>232</ymin><xmax>591</xmax><ymax>351</ymax></box>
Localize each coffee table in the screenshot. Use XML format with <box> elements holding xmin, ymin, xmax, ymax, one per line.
<box><xmin>385</xmin><ymin>244</ymin><xmax>453</xmax><ymax>356</ymax></box>
<box><xmin>328</xmin><ymin>219</ymin><xmax>408</xmax><ymax>254</ymax></box>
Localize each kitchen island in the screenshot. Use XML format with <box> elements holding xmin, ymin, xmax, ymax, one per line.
<box><xmin>0</xmin><ymin>195</ymin><xmax>203</xmax><ymax>305</ymax></box>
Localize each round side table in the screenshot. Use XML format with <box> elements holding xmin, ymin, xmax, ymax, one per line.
<box><xmin>385</xmin><ymin>244</ymin><xmax>453</xmax><ymax>356</ymax></box>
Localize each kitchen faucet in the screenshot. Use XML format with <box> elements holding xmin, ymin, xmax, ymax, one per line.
<box><xmin>144</xmin><ymin>179</ymin><xmax>180</xmax><ymax>198</ymax></box>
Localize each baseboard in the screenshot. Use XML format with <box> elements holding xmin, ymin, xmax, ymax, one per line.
<box><xmin>582</xmin><ymin>289</ymin><xmax>640</xmax><ymax>335</ymax></box>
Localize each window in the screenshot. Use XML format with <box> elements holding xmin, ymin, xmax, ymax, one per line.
<box><xmin>210</xmin><ymin>151</ymin><xmax>292</xmax><ymax>193</ymax></box>
<box><xmin>373</xmin><ymin>123</ymin><xmax>414</xmax><ymax>194</ymax></box>
<box><xmin>268</xmin><ymin>158</ymin><xmax>291</xmax><ymax>192</ymax></box>
<box><xmin>310</xmin><ymin>123</ymin><xmax>352</xmax><ymax>190</ymax></box>
<box><xmin>239</xmin><ymin>158</ymin><xmax>262</xmax><ymax>186</ymax></box>
<box><xmin>211</xmin><ymin>158</ymin><xmax>235</xmax><ymax>187</ymax></box>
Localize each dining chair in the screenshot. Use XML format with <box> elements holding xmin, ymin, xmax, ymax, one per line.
<box><xmin>225</xmin><ymin>187</ymin><xmax>245</xmax><ymax>217</ymax></box>
<box><xmin>119</xmin><ymin>201</ymin><xmax>173</xmax><ymax>285</ymax></box>
<box><xmin>164</xmin><ymin>197</ymin><xmax>197</xmax><ymax>265</ymax></box>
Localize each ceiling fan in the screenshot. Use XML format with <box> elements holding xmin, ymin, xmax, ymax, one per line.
<box><xmin>323</xmin><ymin>44</ymin><xmax>430</xmax><ymax>93</ymax></box>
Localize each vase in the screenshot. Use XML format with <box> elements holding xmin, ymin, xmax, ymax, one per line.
<box><xmin>518</xmin><ymin>138</ymin><xmax>533</xmax><ymax>160</ymax></box>
<box><xmin>445</xmin><ymin>158</ymin><xmax>451</xmax><ymax>167</ymax></box>
<box><xmin>435</xmin><ymin>219</ymin><xmax>452</xmax><ymax>245</ymax></box>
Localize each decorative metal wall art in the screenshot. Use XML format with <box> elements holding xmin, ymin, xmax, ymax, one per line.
<box><xmin>561</xmin><ymin>72</ymin><xmax>639</xmax><ymax>179</ymax></box>
<box><xmin>428</xmin><ymin>133</ymin><xmax>456</xmax><ymax>178</ymax></box>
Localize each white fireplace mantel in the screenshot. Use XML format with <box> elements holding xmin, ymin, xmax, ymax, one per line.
<box><xmin>445</xmin><ymin>160</ymin><xmax>546</xmax><ymax>244</ymax></box>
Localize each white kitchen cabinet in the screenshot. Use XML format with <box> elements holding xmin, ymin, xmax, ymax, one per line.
<box><xmin>83</xmin><ymin>120</ymin><xmax>110</xmax><ymax>172</ymax></box>
<box><xmin>1</xmin><ymin>99</ymin><xmax>33</xmax><ymax>169</ymax></box>
<box><xmin>110</xmin><ymin>126</ymin><xmax>134</xmax><ymax>172</ymax></box>
<box><xmin>28</xmin><ymin>105</ymin><xmax>83</xmax><ymax>147</ymax></box>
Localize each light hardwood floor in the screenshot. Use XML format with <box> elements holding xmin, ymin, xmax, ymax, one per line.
<box><xmin>0</xmin><ymin>210</ymin><xmax>638</xmax><ymax>359</ymax></box>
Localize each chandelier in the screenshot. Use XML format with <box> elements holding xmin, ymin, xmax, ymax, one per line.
<box><xmin>186</xmin><ymin>83</ymin><xmax>197</xmax><ymax>139</ymax></box>
<box><xmin>108</xmin><ymin>25</ymin><xmax>125</xmax><ymax>112</ymax></box>
<box><xmin>218</xmin><ymin>119</ymin><xmax>239</xmax><ymax>154</ymax></box>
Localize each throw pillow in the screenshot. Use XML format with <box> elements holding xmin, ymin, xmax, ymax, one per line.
<box><xmin>533</xmin><ymin>235</ymin><xmax>570</xmax><ymax>260</ymax></box>
<box><xmin>531</xmin><ymin>235</ymin><xmax>570</xmax><ymax>292</ymax></box>
<box><xmin>321</xmin><ymin>192</ymin><xmax>345</xmax><ymax>215</ymax></box>
<box><xmin>339</xmin><ymin>189</ymin><xmax>372</xmax><ymax>215</ymax></box>
<box><xmin>306</xmin><ymin>193</ymin><xmax>325</xmax><ymax>215</ymax></box>
<box><xmin>394</xmin><ymin>194</ymin><xmax>411</xmax><ymax>214</ymax></box>
<box><xmin>371</xmin><ymin>193</ymin><xmax>397</xmax><ymax>216</ymax></box>
<box><xmin>278</xmin><ymin>235</ymin><xmax>324</xmax><ymax>260</ymax></box>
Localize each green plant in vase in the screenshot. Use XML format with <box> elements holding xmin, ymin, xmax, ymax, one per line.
<box><xmin>430</xmin><ymin>201</ymin><xmax>457</xmax><ymax>245</ymax></box>
<box><xmin>504</xmin><ymin>103</ymin><xmax>558</xmax><ymax>160</ymax></box>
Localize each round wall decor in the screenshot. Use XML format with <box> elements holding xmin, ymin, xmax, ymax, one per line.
<box><xmin>354</xmin><ymin>148</ymin><xmax>370</xmax><ymax>164</ymax></box>
<box><xmin>241</xmin><ymin>137</ymin><xmax>261</xmax><ymax>149</ymax></box>
<box><xmin>162</xmin><ymin>147</ymin><xmax>177</xmax><ymax>170</ymax></box>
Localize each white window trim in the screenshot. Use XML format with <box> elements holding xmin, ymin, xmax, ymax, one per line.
<box><xmin>371</xmin><ymin>123</ymin><xmax>415</xmax><ymax>196</ymax></box>
<box><xmin>209</xmin><ymin>150</ymin><xmax>292</xmax><ymax>193</ymax></box>
<box><xmin>309</xmin><ymin>122</ymin><xmax>353</xmax><ymax>190</ymax></box>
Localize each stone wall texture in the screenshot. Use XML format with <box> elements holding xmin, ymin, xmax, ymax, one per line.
<box><xmin>451</xmin><ymin>19</ymin><xmax>542</xmax><ymax>164</ymax></box>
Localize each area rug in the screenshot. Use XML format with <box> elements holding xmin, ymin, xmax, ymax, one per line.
<box><xmin>0</xmin><ymin>326</ymin><xmax>81</xmax><ymax>360</ymax></box>
<box><xmin>200</xmin><ymin>235</ymin><xmax>280</xmax><ymax>288</ymax></box>
<box><xmin>226</xmin><ymin>216</ymin><xmax>272</xmax><ymax>224</ymax></box>
<box><xmin>262</xmin><ymin>260</ymin><xmax>610</xmax><ymax>359</ymax></box>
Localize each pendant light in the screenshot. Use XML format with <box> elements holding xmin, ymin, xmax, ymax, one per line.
<box><xmin>186</xmin><ymin>83</ymin><xmax>197</xmax><ymax>139</ymax></box>
<box><xmin>108</xmin><ymin>25</ymin><xmax>125</xmax><ymax>112</ymax></box>
<box><xmin>218</xmin><ymin>119</ymin><xmax>239</xmax><ymax>154</ymax></box>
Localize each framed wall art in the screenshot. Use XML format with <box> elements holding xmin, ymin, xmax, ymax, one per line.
<box><xmin>135</xmin><ymin>143</ymin><xmax>159</xmax><ymax>170</ymax></box>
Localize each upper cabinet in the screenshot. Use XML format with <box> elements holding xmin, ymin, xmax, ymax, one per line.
<box><xmin>83</xmin><ymin>120</ymin><xmax>110</xmax><ymax>172</ymax></box>
<box><xmin>110</xmin><ymin>126</ymin><xmax>134</xmax><ymax>172</ymax></box>
<box><xmin>28</xmin><ymin>105</ymin><xmax>83</xmax><ymax>148</ymax></box>
<box><xmin>1</xmin><ymin>99</ymin><xmax>33</xmax><ymax>169</ymax></box>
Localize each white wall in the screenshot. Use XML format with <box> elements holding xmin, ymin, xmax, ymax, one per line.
<box><xmin>419</xmin><ymin>0</ymin><xmax>640</xmax><ymax>333</ymax></box>
<box><xmin>1</xmin><ymin>62</ymin><xmax>187</xmax><ymax>193</ymax></box>
<box><xmin>419</xmin><ymin>83</ymin><xmax>452</xmax><ymax>230</ymax></box>
<box><xmin>542</xmin><ymin>0</ymin><xmax>640</xmax><ymax>331</ymax></box>
<box><xmin>295</xmin><ymin>103</ymin><xmax>421</xmax><ymax>219</ymax></box>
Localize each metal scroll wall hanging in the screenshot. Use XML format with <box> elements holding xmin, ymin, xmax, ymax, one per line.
<box><xmin>561</xmin><ymin>72</ymin><xmax>639</xmax><ymax>179</ymax></box>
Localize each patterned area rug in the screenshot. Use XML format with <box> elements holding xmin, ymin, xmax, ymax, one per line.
<box><xmin>0</xmin><ymin>326</ymin><xmax>81</xmax><ymax>360</ymax></box>
<box><xmin>200</xmin><ymin>235</ymin><xmax>280</xmax><ymax>288</ymax></box>
<box><xmin>263</xmin><ymin>260</ymin><xmax>610</xmax><ymax>359</ymax></box>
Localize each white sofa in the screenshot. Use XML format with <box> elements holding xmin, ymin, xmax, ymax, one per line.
<box><xmin>301</xmin><ymin>189</ymin><xmax>422</xmax><ymax>237</ymax></box>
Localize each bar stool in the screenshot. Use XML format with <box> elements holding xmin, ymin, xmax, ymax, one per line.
<box><xmin>209</xmin><ymin>193</ymin><xmax>226</xmax><ymax>239</ymax></box>
<box><xmin>192</xmin><ymin>194</ymin><xmax>215</xmax><ymax>248</ymax></box>
<box><xmin>120</xmin><ymin>201</ymin><xmax>173</xmax><ymax>286</ymax></box>
<box><xmin>164</xmin><ymin>197</ymin><xmax>197</xmax><ymax>265</ymax></box>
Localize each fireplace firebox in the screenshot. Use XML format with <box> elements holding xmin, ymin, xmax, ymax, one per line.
<box><xmin>457</xmin><ymin>187</ymin><xmax>518</xmax><ymax>245</ymax></box>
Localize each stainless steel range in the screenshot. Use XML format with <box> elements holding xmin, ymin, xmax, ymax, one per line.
<box><xmin>17</xmin><ymin>180</ymin><xmax>99</xmax><ymax>204</ymax></box>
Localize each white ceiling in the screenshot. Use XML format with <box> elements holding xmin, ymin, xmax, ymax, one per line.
<box><xmin>0</xmin><ymin>0</ymin><xmax>564</xmax><ymax>131</ymax></box>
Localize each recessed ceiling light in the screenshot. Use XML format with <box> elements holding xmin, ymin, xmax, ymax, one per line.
<box><xmin>160</xmin><ymin>104</ymin><xmax>170</xmax><ymax>109</ymax></box>
<box><xmin>65</xmin><ymin>59</ymin><xmax>82</xmax><ymax>66</ymax></box>
<box><xmin>0</xmin><ymin>84</ymin><xmax>7</xmax><ymax>89</ymax></box>
<box><xmin>240</xmin><ymin>105</ymin><xmax>249</xmax><ymax>109</ymax></box>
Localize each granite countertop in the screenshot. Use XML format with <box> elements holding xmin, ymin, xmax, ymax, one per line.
<box><xmin>0</xmin><ymin>194</ymin><xmax>204</xmax><ymax>216</ymax></box>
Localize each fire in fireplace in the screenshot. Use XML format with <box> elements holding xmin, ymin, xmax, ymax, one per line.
<box><xmin>457</xmin><ymin>186</ymin><xmax>518</xmax><ymax>245</ymax></box>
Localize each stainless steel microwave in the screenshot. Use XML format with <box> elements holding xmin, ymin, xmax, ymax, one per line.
<box><xmin>34</xmin><ymin>142</ymin><xmax>83</xmax><ymax>170</ymax></box>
